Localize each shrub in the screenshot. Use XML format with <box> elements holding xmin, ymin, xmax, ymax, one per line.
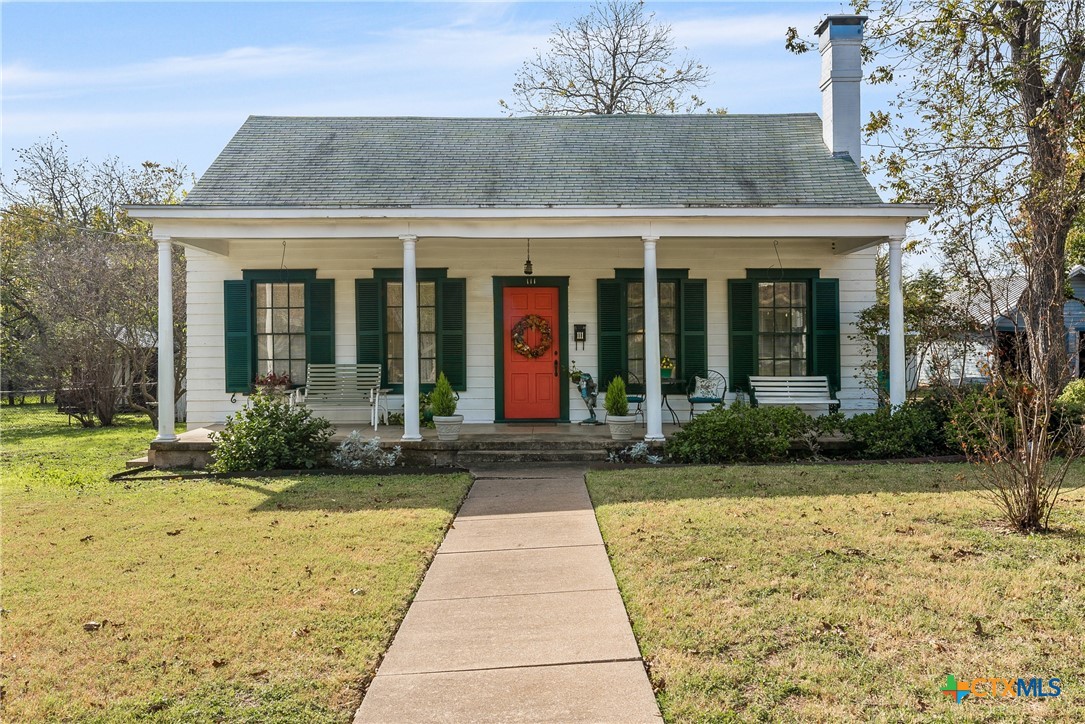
<box><xmin>430</xmin><ymin>372</ymin><xmax>458</xmax><ymax>416</ymax></box>
<box><xmin>843</xmin><ymin>399</ymin><xmax>952</xmax><ymax>459</ymax></box>
<box><xmin>332</xmin><ymin>431</ymin><xmax>403</xmax><ymax>469</ymax></box>
<box><xmin>1057</xmin><ymin>378</ymin><xmax>1085</xmax><ymax>407</ymax></box>
<box><xmin>945</xmin><ymin>391</ymin><xmax>1013</xmax><ymax>455</ymax></box>
<box><xmin>665</xmin><ymin>402</ymin><xmax>814</xmax><ymax>463</ymax></box>
<box><xmin>210</xmin><ymin>392</ymin><xmax>334</xmax><ymax>472</ymax></box>
<box><xmin>604</xmin><ymin>376</ymin><xmax>629</xmax><ymax>417</ymax></box>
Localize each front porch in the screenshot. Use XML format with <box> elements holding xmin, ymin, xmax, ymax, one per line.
<box><xmin>146</xmin><ymin>422</ymin><xmax>682</xmax><ymax>468</ymax></box>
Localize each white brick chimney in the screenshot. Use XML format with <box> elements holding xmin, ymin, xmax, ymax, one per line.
<box><xmin>816</xmin><ymin>15</ymin><xmax>867</xmax><ymax>165</ymax></box>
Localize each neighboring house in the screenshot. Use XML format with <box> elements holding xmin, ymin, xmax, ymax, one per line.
<box><xmin>920</xmin><ymin>267</ymin><xmax>1085</xmax><ymax>386</ymax></box>
<box><xmin>130</xmin><ymin>15</ymin><xmax>926</xmax><ymax>443</ymax></box>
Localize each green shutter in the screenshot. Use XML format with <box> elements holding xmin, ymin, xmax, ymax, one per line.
<box><xmin>355</xmin><ymin>279</ymin><xmax>383</xmax><ymax>370</ymax></box>
<box><xmin>306</xmin><ymin>279</ymin><xmax>335</xmax><ymax>364</ymax></box>
<box><xmin>728</xmin><ymin>279</ymin><xmax>757</xmax><ymax>392</ymax></box>
<box><xmin>680</xmin><ymin>279</ymin><xmax>708</xmax><ymax>380</ymax></box>
<box><xmin>811</xmin><ymin>278</ymin><xmax>841</xmax><ymax>391</ymax></box>
<box><xmin>438</xmin><ymin>278</ymin><xmax>467</xmax><ymax>390</ymax></box>
<box><xmin>224</xmin><ymin>280</ymin><xmax>253</xmax><ymax>393</ymax></box>
<box><xmin>597</xmin><ymin>279</ymin><xmax>626</xmax><ymax>387</ymax></box>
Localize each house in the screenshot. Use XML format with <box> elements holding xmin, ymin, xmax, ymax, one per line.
<box><xmin>918</xmin><ymin>268</ymin><xmax>1085</xmax><ymax>386</ymax></box>
<box><xmin>129</xmin><ymin>15</ymin><xmax>926</xmax><ymax>445</ymax></box>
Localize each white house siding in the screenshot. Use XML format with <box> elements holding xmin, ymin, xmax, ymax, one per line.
<box><xmin>183</xmin><ymin>238</ymin><xmax>878</xmax><ymax>428</ymax></box>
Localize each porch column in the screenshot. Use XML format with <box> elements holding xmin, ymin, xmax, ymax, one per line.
<box><xmin>400</xmin><ymin>235</ymin><xmax>423</xmax><ymax>441</ymax></box>
<box><xmin>154</xmin><ymin>236</ymin><xmax>176</xmax><ymax>442</ymax></box>
<box><xmin>643</xmin><ymin>236</ymin><xmax>664</xmax><ymax>441</ymax></box>
<box><xmin>888</xmin><ymin>235</ymin><xmax>906</xmax><ymax>408</ymax></box>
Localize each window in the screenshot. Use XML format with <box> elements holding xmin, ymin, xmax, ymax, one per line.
<box><xmin>757</xmin><ymin>281</ymin><xmax>808</xmax><ymax>376</ymax></box>
<box><xmin>254</xmin><ymin>282</ymin><xmax>307</xmax><ymax>383</ymax></box>
<box><xmin>384</xmin><ymin>280</ymin><xmax>437</xmax><ymax>385</ymax></box>
<box><xmin>625</xmin><ymin>281</ymin><xmax>679</xmax><ymax>382</ymax></box>
<box><xmin>355</xmin><ymin>271</ymin><xmax>467</xmax><ymax>392</ymax></box>
<box><xmin>597</xmin><ymin>271</ymin><xmax>706</xmax><ymax>388</ymax></box>
<box><xmin>223</xmin><ymin>270</ymin><xmax>335</xmax><ymax>393</ymax></box>
<box><xmin>728</xmin><ymin>271</ymin><xmax>839</xmax><ymax>393</ymax></box>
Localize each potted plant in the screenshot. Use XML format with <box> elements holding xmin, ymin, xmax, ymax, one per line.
<box><xmin>604</xmin><ymin>375</ymin><xmax>636</xmax><ymax>441</ymax></box>
<box><xmin>254</xmin><ymin>371</ymin><xmax>292</xmax><ymax>399</ymax></box>
<box><xmin>660</xmin><ymin>356</ymin><xmax>676</xmax><ymax>379</ymax></box>
<box><xmin>430</xmin><ymin>372</ymin><xmax>463</xmax><ymax>441</ymax></box>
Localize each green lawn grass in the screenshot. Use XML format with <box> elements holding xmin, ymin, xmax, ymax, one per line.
<box><xmin>587</xmin><ymin>465</ymin><xmax>1085</xmax><ymax>723</ymax></box>
<box><xmin>1</xmin><ymin>404</ymin><xmax>472</xmax><ymax>722</ymax></box>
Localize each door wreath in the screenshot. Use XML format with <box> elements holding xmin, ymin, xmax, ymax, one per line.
<box><xmin>511</xmin><ymin>314</ymin><xmax>553</xmax><ymax>358</ymax></box>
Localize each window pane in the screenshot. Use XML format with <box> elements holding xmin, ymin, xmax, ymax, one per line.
<box><xmin>628</xmin><ymin>333</ymin><xmax>644</xmax><ymax>359</ymax></box>
<box><xmin>256</xmin><ymin>283</ymin><xmax>273</xmax><ymax>310</ymax></box>
<box><xmin>273</xmin><ymin>335</ymin><xmax>290</xmax><ymax>360</ymax></box>
<box><xmin>291</xmin><ymin>334</ymin><xmax>306</xmax><ymax>360</ymax></box>
<box><xmin>660</xmin><ymin>282</ymin><xmax>676</xmax><ymax>306</ymax></box>
<box><xmin>792</xmin><ymin>359</ymin><xmax>807</xmax><ymax>375</ymax></box>
<box><xmin>792</xmin><ymin>283</ymin><xmax>806</xmax><ymax>306</ymax></box>
<box><xmin>289</xmin><ymin>283</ymin><xmax>305</xmax><ymax>307</ymax></box>
<box><xmin>661</xmin><ymin>334</ymin><xmax>677</xmax><ymax>359</ymax></box>
<box><xmin>660</xmin><ymin>308</ymin><xmax>676</xmax><ymax>334</ymax></box>
<box><xmin>758</xmin><ymin>283</ymin><xmax>773</xmax><ymax>304</ymax></box>
<box><xmin>775</xmin><ymin>310</ymin><xmax>790</xmax><ymax>331</ymax></box>
<box><xmin>759</xmin><ymin>360</ymin><xmax>774</xmax><ymax>375</ymax></box>
<box><xmin>420</xmin><ymin>358</ymin><xmax>437</xmax><ymax>384</ymax></box>
<box><xmin>759</xmin><ymin>336</ymin><xmax>773</xmax><ymax>358</ymax></box>
<box><xmin>256</xmin><ymin>309</ymin><xmax>272</xmax><ymax>334</ymax></box>
<box><xmin>759</xmin><ymin>310</ymin><xmax>774</xmax><ymax>333</ymax></box>
<box><xmin>627</xmin><ymin>282</ymin><xmax>643</xmax><ymax>306</ymax></box>
<box><xmin>389</xmin><ymin>358</ymin><xmax>404</xmax><ymax>384</ymax></box>
<box><xmin>386</xmin><ymin>282</ymin><xmax>402</xmax><ymax>306</ymax></box>
<box><xmin>774</xmin><ymin>283</ymin><xmax>790</xmax><ymax>306</ymax></box>
<box><xmin>387</xmin><ymin>307</ymin><xmax>403</xmax><ymax>333</ymax></box>
<box><xmin>420</xmin><ymin>333</ymin><xmax>437</xmax><ymax>358</ymax></box>
<box><xmin>387</xmin><ymin>333</ymin><xmax>403</xmax><ymax>358</ymax></box>
<box><xmin>775</xmin><ymin>335</ymin><xmax>790</xmax><ymax>358</ymax></box>
<box><xmin>775</xmin><ymin>360</ymin><xmax>791</xmax><ymax>375</ymax></box>
<box><xmin>272</xmin><ymin>309</ymin><xmax>290</xmax><ymax>334</ymax></box>
<box><xmin>629</xmin><ymin>359</ymin><xmax>645</xmax><ymax>382</ymax></box>
<box><xmin>791</xmin><ymin>336</ymin><xmax>806</xmax><ymax>357</ymax></box>
<box><xmin>289</xmin><ymin>308</ymin><xmax>305</xmax><ymax>333</ymax></box>
<box><xmin>419</xmin><ymin>282</ymin><xmax>436</xmax><ymax>306</ymax></box>
<box><xmin>792</xmin><ymin>309</ymin><xmax>806</xmax><ymax>332</ymax></box>
<box><xmin>627</xmin><ymin>308</ymin><xmax>645</xmax><ymax>333</ymax></box>
<box><xmin>420</xmin><ymin>307</ymin><xmax>436</xmax><ymax>333</ymax></box>
<box><xmin>272</xmin><ymin>283</ymin><xmax>289</xmax><ymax>308</ymax></box>
<box><xmin>291</xmin><ymin>361</ymin><xmax>307</xmax><ymax>384</ymax></box>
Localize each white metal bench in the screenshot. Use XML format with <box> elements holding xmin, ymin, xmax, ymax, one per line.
<box><xmin>292</xmin><ymin>364</ymin><xmax>386</xmax><ymax>429</ymax></box>
<box><xmin>749</xmin><ymin>375</ymin><xmax>839</xmax><ymax>413</ymax></box>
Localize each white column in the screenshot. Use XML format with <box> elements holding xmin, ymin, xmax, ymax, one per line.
<box><xmin>888</xmin><ymin>236</ymin><xmax>906</xmax><ymax>408</ymax></box>
<box><xmin>400</xmin><ymin>235</ymin><xmax>422</xmax><ymax>441</ymax></box>
<box><xmin>643</xmin><ymin>236</ymin><xmax>664</xmax><ymax>441</ymax></box>
<box><xmin>154</xmin><ymin>237</ymin><xmax>177</xmax><ymax>442</ymax></box>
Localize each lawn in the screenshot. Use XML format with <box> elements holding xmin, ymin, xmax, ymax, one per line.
<box><xmin>588</xmin><ymin>464</ymin><xmax>1085</xmax><ymax>723</ymax></box>
<box><xmin>1</xmin><ymin>404</ymin><xmax>472</xmax><ymax>722</ymax></box>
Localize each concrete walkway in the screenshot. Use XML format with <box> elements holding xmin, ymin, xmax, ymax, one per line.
<box><xmin>354</xmin><ymin>464</ymin><xmax>661</xmax><ymax>723</ymax></box>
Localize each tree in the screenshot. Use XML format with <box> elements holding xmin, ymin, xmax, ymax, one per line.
<box><xmin>1</xmin><ymin>136</ymin><xmax>188</xmax><ymax>426</ymax></box>
<box><xmin>790</xmin><ymin>3</ymin><xmax>1085</xmax><ymax>531</ymax></box>
<box><xmin>501</xmin><ymin>0</ymin><xmax>715</xmax><ymax>115</ymax></box>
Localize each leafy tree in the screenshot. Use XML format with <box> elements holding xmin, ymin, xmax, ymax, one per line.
<box><xmin>501</xmin><ymin>0</ymin><xmax>717</xmax><ymax>115</ymax></box>
<box><xmin>1</xmin><ymin>136</ymin><xmax>188</xmax><ymax>426</ymax></box>
<box><xmin>789</xmin><ymin>2</ymin><xmax>1085</xmax><ymax>532</ymax></box>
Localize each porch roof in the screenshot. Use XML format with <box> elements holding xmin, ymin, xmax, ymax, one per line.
<box><xmin>183</xmin><ymin>115</ymin><xmax>885</xmax><ymax>208</ymax></box>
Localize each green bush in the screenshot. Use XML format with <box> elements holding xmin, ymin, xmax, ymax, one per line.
<box><xmin>430</xmin><ymin>372</ymin><xmax>458</xmax><ymax>416</ymax></box>
<box><xmin>1057</xmin><ymin>379</ymin><xmax>1085</xmax><ymax>407</ymax></box>
<box><xmin>843</xmin><ymin>399</ymin><xmax>952</xmax><ymax>459</ymax></box>
<box><xmin>604</xmin><ymin>376</ymin><xmax>629</xmax><ymax>417</ymax></box>
<box><xmin>210</xmin><ymin>392</ymin><xmax>334</xmax><ymax>472</ymax></box>
<box><xmin>945</xmin><ymin>391</ymin><xmax>1013</xmax><ymax>455</ymax></box>
<box><xmin>665</xmin><ymin>402</ymin><xmax>814</xmax><ymax>463</ymax></box>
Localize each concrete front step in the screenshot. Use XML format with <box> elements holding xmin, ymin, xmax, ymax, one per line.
<box><xmin>454</xmin><ymin>449</ymin><xmax>608</xmax><ymax>464</ymax></box>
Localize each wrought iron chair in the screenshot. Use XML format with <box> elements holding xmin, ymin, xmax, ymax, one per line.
<box><xmin>686</xmin><ymin>370</ymin><xmax>727</xmax><ymax>420</ymax></box>
<box><xmin>623</xmin><ymin>371</ymin><xmax>646</xmax><ymax>423</ymax></box>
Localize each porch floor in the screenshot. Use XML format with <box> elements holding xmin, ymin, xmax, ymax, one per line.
<box><xmin>147</xmin><ymin>421</ymin><xmax>683</xmax><ymax>468</ymax></box>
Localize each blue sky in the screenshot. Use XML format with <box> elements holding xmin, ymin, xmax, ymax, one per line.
<box><xmin>2</xmin><ymin>1</ymin><xmax>896</xmax><ymax>183</ymax></box>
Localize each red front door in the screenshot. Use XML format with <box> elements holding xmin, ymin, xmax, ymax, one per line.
<box><xmin>503</xmin><ymin>287</ymin><xmax>560</xmax><ymax>419</ymax></box>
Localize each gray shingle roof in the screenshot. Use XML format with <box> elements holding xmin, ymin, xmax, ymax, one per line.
<box><xmin>183</xmin><ymin>114</ymin><xmax>884</xmax><ymax>208</ymax></box>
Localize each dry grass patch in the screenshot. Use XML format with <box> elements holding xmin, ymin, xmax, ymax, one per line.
<box><xmin>1</xmin><ymin>405</ymin><xmax>471</xmax><ymax>721</ymax></box>
<box><xmin>587</xmin><ymin>464</ymin><xmax>1085</xmax><ymax>722</ymax></box>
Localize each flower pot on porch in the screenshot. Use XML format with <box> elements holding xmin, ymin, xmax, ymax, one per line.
<box><xmin>606</xmin><ymin>414</ymin><xmax>637</xmax><ymax>441</ymax></box>
<box><xmin>661</xmin><ymin>369</ymin><xmax>673</xmax><ymax>379</ymax></box>
<box><xmin>433</xmin><ymin>414</ymin><xmax>464</xmax><ymax>441</ymax></box>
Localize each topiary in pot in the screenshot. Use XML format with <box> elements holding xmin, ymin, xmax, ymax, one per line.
<box><xmin>430</xmin><ymin>372</ymin><xmax>463</xmax><ymax>441</ymax></box>
<box><xmin>604</xmin><ymin>376</ymin><xmax>636</xmax><ymax>441</ymax></box>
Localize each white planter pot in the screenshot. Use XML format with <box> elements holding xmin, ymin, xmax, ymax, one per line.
<box><xmin>433</xmin><ymin>414</ymin><xmax>464</xmax><ymax>441</ymax></box>
<box><xmin>606</xmin><ymin>414</ymin><xmax>637</xmax><ymax>441</ymax></box>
